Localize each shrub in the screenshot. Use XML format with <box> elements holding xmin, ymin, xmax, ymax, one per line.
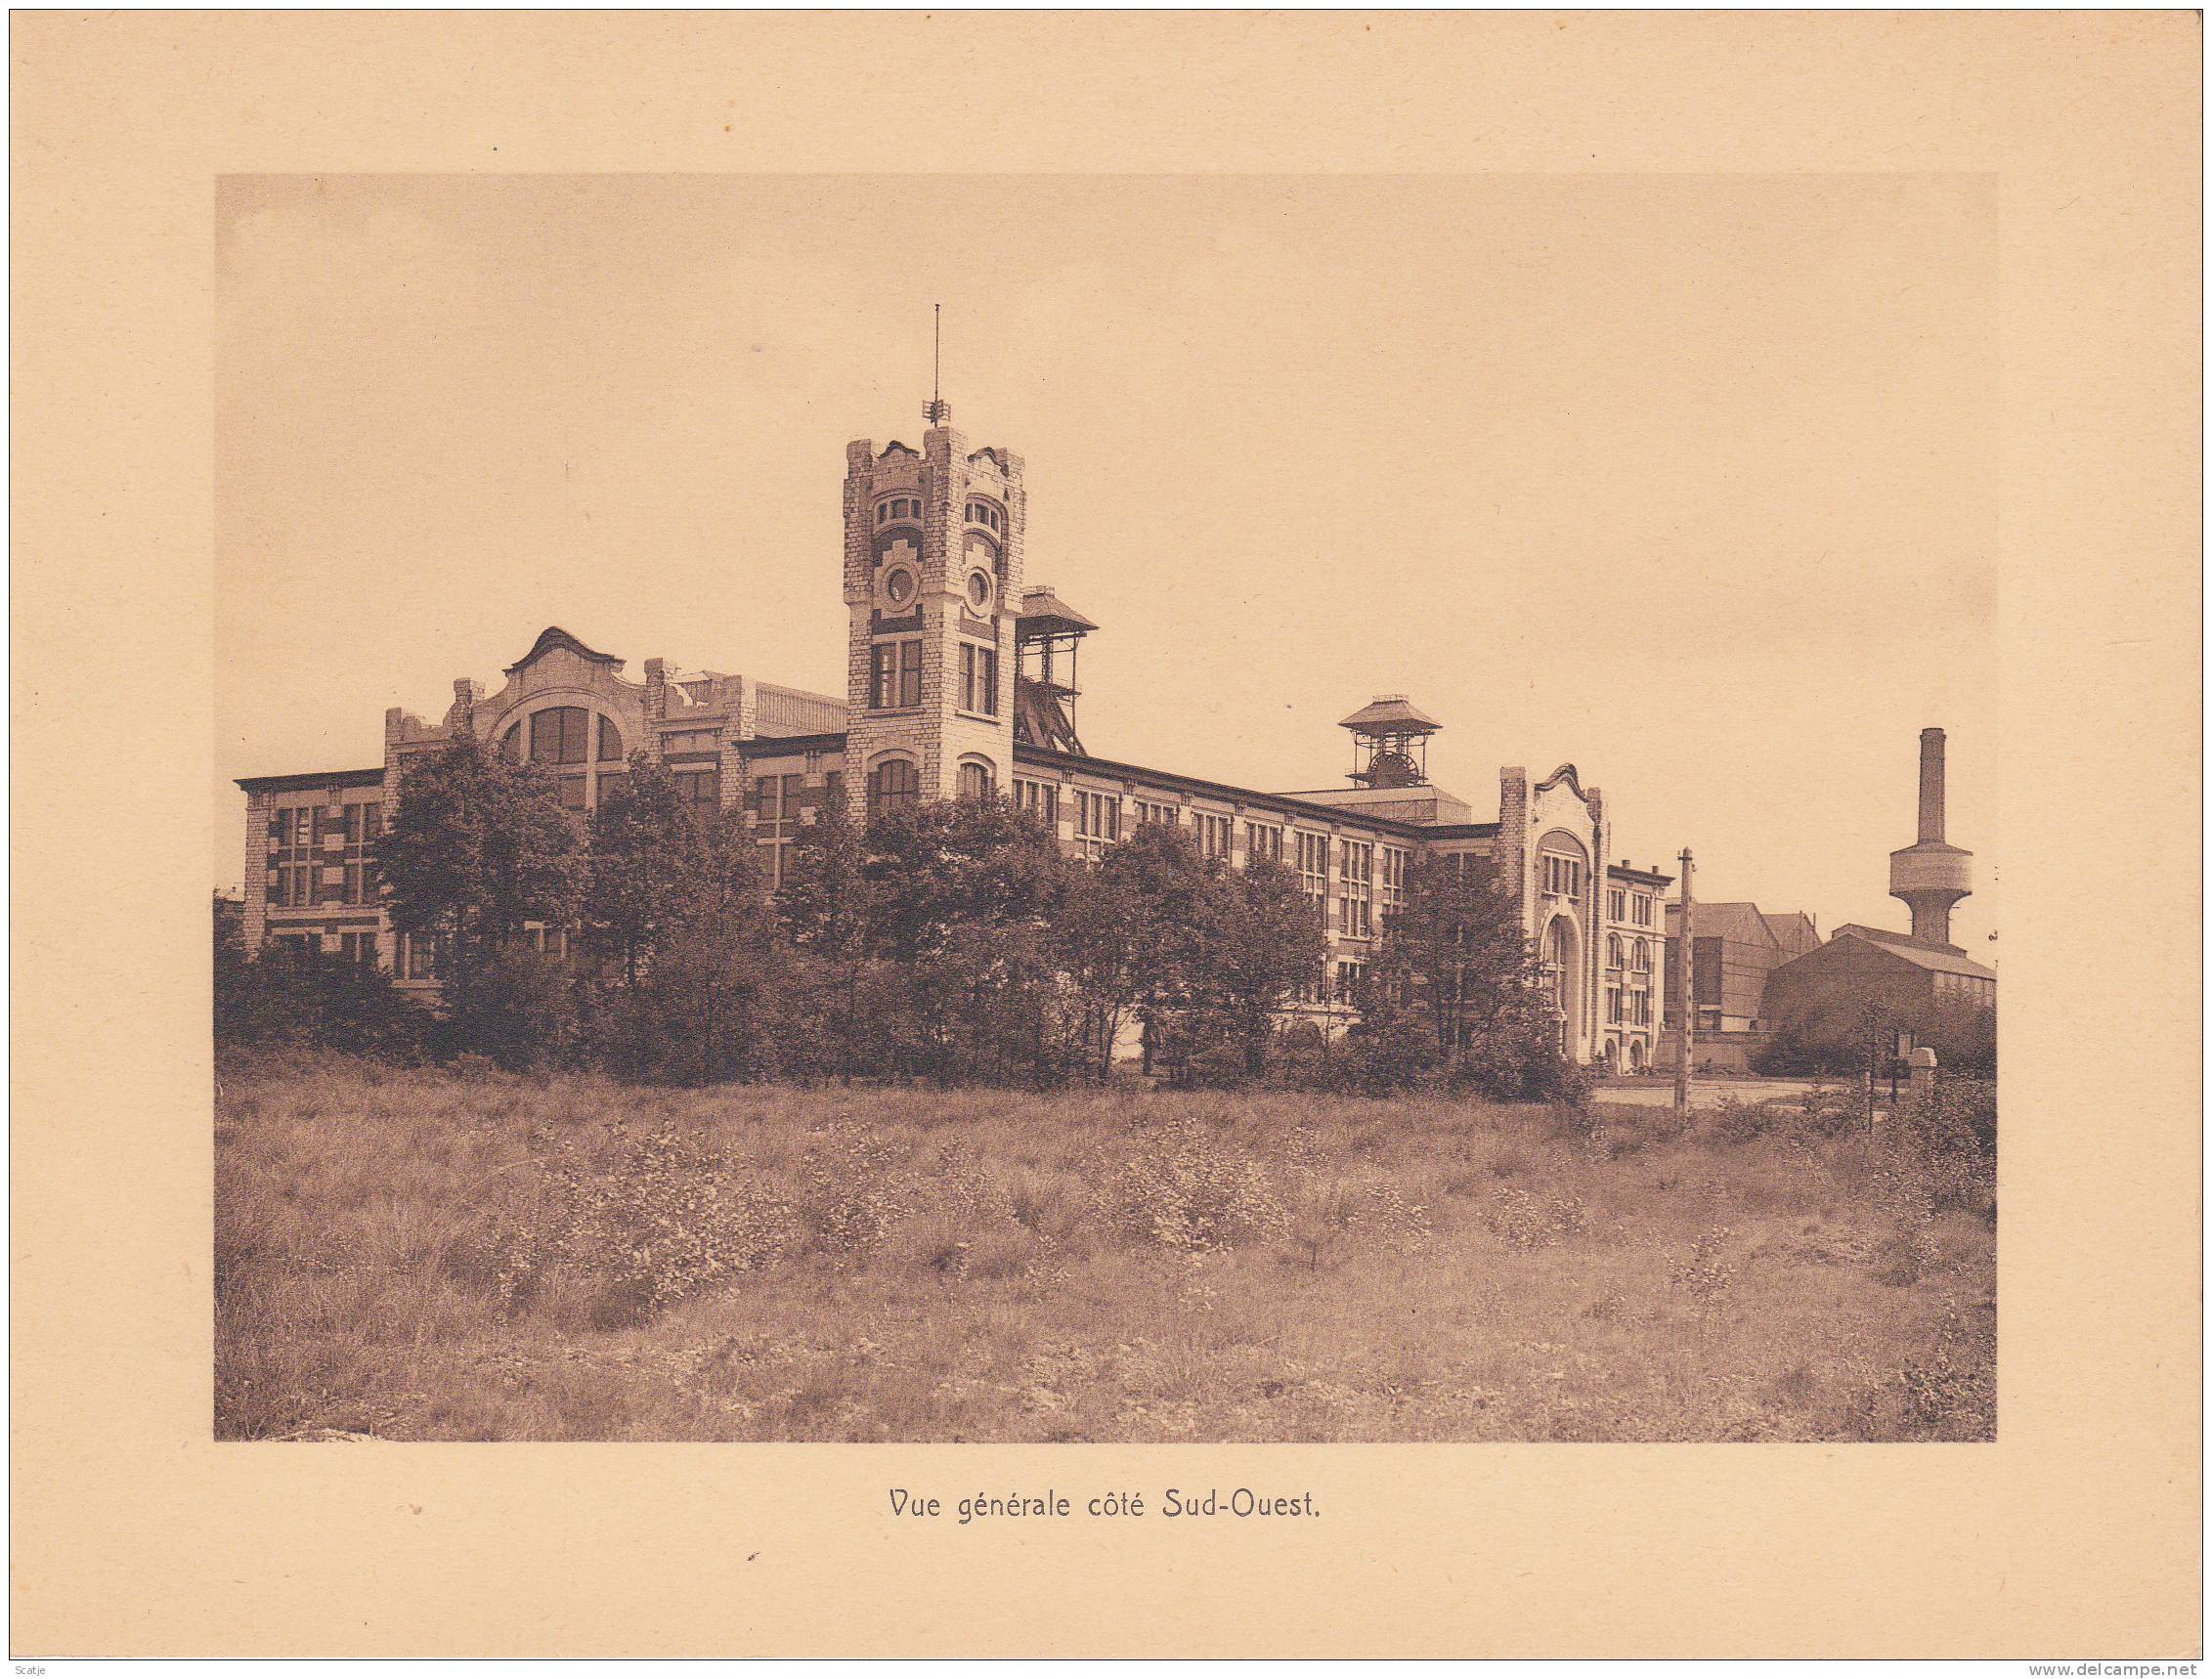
<box><xmin>215</xmin><ymin>940</ymin><xmax>434</xmax><ymax>1061</ymax></box>
<box><xmin>1704</xmin><ymin>1096</ymin><xmax>1772</xmax><ymax>1145</ymax></box>
<box><xmin>455</xmin><ymin>946</ymin><xmax>581</xmax><ymax>1072</ymax></box>
<box><xmin>475</xmin><ymin>1118</ymin><xmax>803</xmax><ymax>1325</ymax></box>
<box><xmin>1103</xmin><ymin>1119</ymin><xmax>1287</xmax><ymax>1251</ymax></box>
<box><xmin>1482</xmin><ymin>1184</ymin><xmax>1588</xmax><ymax>1250</ymax></box>
<box><xmin>1888</xmin><ymin>1075</ymin><xmax>1996</xmax><ymax>1220</ymax></box>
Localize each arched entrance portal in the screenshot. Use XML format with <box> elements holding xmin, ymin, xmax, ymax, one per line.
<box><xmin>1542</xmin><ymin>915</ymin><xmax>1582</xmax><ymax>1057</ymax></box>
<box><xmin>1627</xmin><ymin>1039</ymin><xmax>1646</xmax><ymax>1074</ymax></box>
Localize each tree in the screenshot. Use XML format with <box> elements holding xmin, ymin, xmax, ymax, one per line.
<box><xmin>860</xmin><ymin>796</ymin><xmax>1066</xmax><ymax>1083</ymax></box>
<box><xmin>378</xmin><ymin>737</ymin><xmax>586</xmax><ymax>1016</ymax></box>
<box><xmin>1093</xmin><ymin>820</ymin><xmax>1221</xmax><ymax>1085</ymax></box>
<box><xmin>1209</xmin><ymin>854</ymin><xmax>1327</xmax><ymax>1078</ymax></box>
<box><xmin>1380</xmin><ymin>853</ymin><xmax>1537</xmax><ymax>1058</ymax></box>
<box><xmin>1053</xmin><ymin>857</ymin><xmax>1146</xmax><ymax>1082</ymax></box>
<box><xmin>643</xmin><ymin>807</ymin><xmax>783</xmax><ymax>1085</ymax></box>
<box><xmin>1364</xmin><ymin>851</ymin><xmax>1584</xmax><ymax>1100</ymax></box>
<box><xmin>776</xmin><ymin>797</ymin><xmax>877</xmax><ymax>1081</ymax></box>
<box><xmin>584</xmin><ymin>753</ymin><xmax>695</xmax><ymax>989</ymax></box>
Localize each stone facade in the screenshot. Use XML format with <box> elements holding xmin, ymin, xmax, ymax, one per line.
<box><xmin>237</xmin><ymin>405</ymin><xmax>1671</xmax><ymax>1062</ymax></box>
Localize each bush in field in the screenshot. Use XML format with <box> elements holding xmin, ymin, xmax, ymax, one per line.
<box><xmin>477</xmin><ymin>1119</ymin><xmax>803</xmax><ymax>1326</ymax></box>
<box><xmin>454</xmin><ymin>946</ymin><xmax>581</xmax><ymax>1072</ymax></box>
<box><xmin>1103</xmin><ymin>1118</ymin><xmax>1288</xmax><ymax>1251</ymax></box>
<box><xmin>215</xmin><ymin>934</ymin><xmax>434</xmax><ymax>1061</ymax></box>
<box><xmin>1482</xmin><ymin>1184</ymin><xmax>1589</xmax><ymax>1250</ymax></box>
<box><xmin>1890</xmin><ymin>1075</ymin><xmax>1996</xmax><ymax>1220</ymax></box>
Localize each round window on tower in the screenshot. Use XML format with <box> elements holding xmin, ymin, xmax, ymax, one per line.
<box><xmin>965</xmin><ymin>568</ymin><xmax>994</xmax><ymax>614</ymax></box>
<box><xmin>881</xmin><ymin>564</ymin><xmax>919</xmax><ymax>611</ymax></box>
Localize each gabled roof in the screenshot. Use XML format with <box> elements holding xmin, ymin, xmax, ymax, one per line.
<box><xmin>1761</xmin><ymin>909</ymin><xmax>1822</xmax><ymax>958</ymax></box>
<box><xmin>505</xmin><ymin>625</ymin><xmax>623</xmax><ymax>675</ymax></box>
<box><xmin>1829</xmin><ymin>923</ymin><xmax>1997</xmax><ymax>980</ymax></box>
<box><xmin>1674</xmin><ymin>901</ymin><xmax>1784</xmax><ymax>949</ymax></box>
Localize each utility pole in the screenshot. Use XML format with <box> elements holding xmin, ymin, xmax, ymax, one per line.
<box><xmin>1672</xmin><ymin>847</ymin><xmax>1695</xmax><ymax>1121</ymax></box>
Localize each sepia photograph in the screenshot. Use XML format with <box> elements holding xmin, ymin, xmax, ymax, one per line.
<box><xmin>13</xmin><ymin>8</ymin><xmax>2200</xmax><ymax>1661</ymax></box>
<box><xmin>215</xmin><ymin>173</ymin><xmax>1998</xmax><ymax>1444</ymax></box>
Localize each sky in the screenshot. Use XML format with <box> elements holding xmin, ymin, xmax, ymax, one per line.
<box><xmin>215</xmin><ymin>173</ymin><xmax>1997</xmax><ymax>953</ymax></box>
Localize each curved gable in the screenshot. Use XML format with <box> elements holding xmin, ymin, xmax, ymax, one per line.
<box><xmin>505</xmin><ymin>624</ymin><xmax>623</xmax><ymax>676</ymax></box>
<box><xmin>1535</xmin><ymin>762</ymin><xmax>1591</xmax><ymax>806</ymax></box>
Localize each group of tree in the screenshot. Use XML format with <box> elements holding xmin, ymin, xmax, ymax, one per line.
<box><xmin>215</xmin><ymin>737</ymin><xmax>1585</xmax><ymax>1098</ymax></box>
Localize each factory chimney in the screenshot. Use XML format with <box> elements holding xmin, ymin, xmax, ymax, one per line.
<box><xmin>1917</xmin><ymin>727</ymin><xmax>1946</xmax><ymax>843</ymax></box>
<box><xmin>1888</xmin><ymin>725</ymin><xmax>1973</xmax><ymax>949</ymax></box>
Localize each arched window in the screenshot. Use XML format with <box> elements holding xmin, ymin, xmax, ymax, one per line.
<box><xmin>1633</xmin><ymin>938</ymin><xmax>1650</xmax><ymax>972</ymax></box>
<box><xmin>869</xmin><ymin>756</ymin><xmax>919</xmax><ymax>813</ymax></box>
<box><xmin>1607</xmin><ymin>933</ymin><xmax>1624</xmax><ymax>969</ymax></box>
<box><xmin>505</xmin><ymin>705</ymin><xmax>628</xmax><ymax>814</ymax></box>
<box><xmin>958</xmin><ymin>760</ymin><xmax>994</xmax><ymax>802</ymax></box>
<box><xmin>530</xmin><ymin>706</ymin><xmax>591</xmax><ymax>765</ymax></box>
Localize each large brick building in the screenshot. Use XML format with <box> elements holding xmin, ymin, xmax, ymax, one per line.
<box><xmin>238</xmin><ymin>404</ymin><xmax>1673</xmax><ymax>1068</ymax></box>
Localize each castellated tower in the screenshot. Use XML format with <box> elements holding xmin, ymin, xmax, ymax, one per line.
<box><xmin>842</xmin><ymin>406</ymin><xmax>1025</xmax><ymax>816</ymax></box>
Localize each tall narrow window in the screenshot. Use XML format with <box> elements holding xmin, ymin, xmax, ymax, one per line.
<box><xmin>872</xmin><ymin>640</ymin><xmax>923</xmax><ymax>710</ymax></box>
<box><xmin>1379</xmin><ymin>845</ymin><xmax>1407</xmax><ymax>925</ymax></box>
<box><xmin>1016</xmin><ymin>778</ymin><xmax>1060</xmax><ymax>828</ymax></box>
<box><xmin>342</xmin><ymin>800</ymin><xmax>381</xmax><ymax>905</ymax></box>
<box><xmin>960</xmin><ymin>643</ymin><xmax>999</xmax><ymax>713</ymax></box>
<box><xmin>869</xmin><ymin>757</ymin><xmax>919</xmax><ymax>813</ymax></box>
<box><xmin>271</xmin><ymin>805</ymin><xmax>317</xmax><ymax>908</ymax></box>
<box><xmin>673</xmin><ymin>766</ymin><xmax>719</xmax><ymax>812</ymax></box>
<box><xmin>1296</xmin><ymin>832</ymin><xmax>1330</xmax><ymax>912</ymax></box>
<box><xmin>756</xmin><ymin>772</ymin><xmax>804</xmax><ymax>885</ymax></box>
<box><xmin>958</xmin><ymin>760</ymin><xmax>993</xmax><ymax>801</ymax></box>
<box><xmin>597</xmin><ymin>715</ymin><xmax>624</xmax><ymax>762</ymax></box>
<box><xmin>1073</xmin><ymin>790</ymin><xmax>1120</xmax><ymax>861</ymax></box>
<box><xmin>1340</xmin><ymin>840</ymin><xmax>1373</xmax><ymax>938</ymax></box>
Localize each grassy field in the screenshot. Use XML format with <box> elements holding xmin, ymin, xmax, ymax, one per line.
<box><xmin>215</xmin><ymin>1054</ymin><xmax>1995</xmax><ymax>1442</ymax></box>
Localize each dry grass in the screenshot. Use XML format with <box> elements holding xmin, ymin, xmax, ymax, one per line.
<box><xmin>215</xmin><ymin>1053</ymin><xmax>1995</xmax><ymax>1442</ymax></box>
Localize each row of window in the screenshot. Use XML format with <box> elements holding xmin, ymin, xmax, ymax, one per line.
<box><xmin>269</xmin><ymin>800</ymin><xmax>381</xmax><ymax>908</ymax></box>
<box><xmin>1015</xmin><ymin>777</ymin><xmax>1060</xmax><ymax>827</ymax></box>
<box><xmin>1606</xmin><ymin>885</ymin><xmax>1658</xmax><ymax>926</ymax></box>
<box><xmin>499</xmin><ymin>706</ymin><xmax>623</xmax><ymax>768</ymax></box>
<box><xmin>1605</xmin><ymin>933</ymin><xmax>1656</xmax><ymax>972</ymax></box>
<box><xmin>873</xmin><ymin>495</ymin><xmax>1008</xmax><ymax>532</ymax></box>
<box><xmin>859</xmin><ymin>757</ymin><xmax>997</xmax><ymax>811</ymax></box>
<box><xmin>1606</xmin><ymin>986</ymin><xmax>1656</xmax><ymax>1027</ymax></box>
<box><xmin>1540</xmin><ymin>852</ymin><xmax>1586</xmax><ymax>901</ymax></box>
